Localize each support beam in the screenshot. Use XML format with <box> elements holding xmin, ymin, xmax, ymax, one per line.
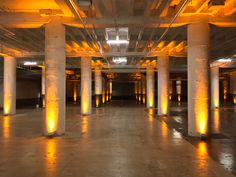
<box><xmin>3</xmin><ymin>56</ymin><xmax>16</xmax><ymax>115</ymax></box>
<box><xmin>211</xmin><ymin>67</ymin><xmax>219</xmax><ymax>109</ymax></box>
<box><xmin>45</xmin><ymin>17</ymin><xmax>66</xmax><ymax>136</ymax></box>
<box><xmin>142</xmin><ymin>75</ymin><xmax>146</xmax><ymax>104</ymax></box>
<box><xmin>81</xmin><ymin>57</ymin><xmax>92</xmax><ymax>115</ymax></box>
<box><xmin>95</xmin><ymin>67</ymin><xmax>102</xmax><ymax>107</ymax></box>
<box><xmin>158</xmin><ymin>55</ymin><xmax>169</xmax><ymax>115</ymax></box>
<box><xmin>188</xmin><ymin>22</ymin><xmax>210</xmax><ymax>137</ymax></box>
<box><xmin>146</xmin><ymin>66</ymin><xmax>155</xmax><ymax>108</ymax></box>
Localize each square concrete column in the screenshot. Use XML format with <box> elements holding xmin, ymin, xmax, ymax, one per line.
<box><xmin>81</xmin><ymin>57</ymin><xmax>92</xmax><ymax>115</ymax></box>
<box><xmin>211</xmin><ymin>67</ymin><xmax>219</xmax><ymax>109</ymax></box>
<box><xmin>188</xmin><ymin>22</ymin><xmax>210</xmax><ymax>137</ymax></box>
<box><xmin>146</xmin><ymin>66</ymin><xmax>155</xmax><ymax>108</ymax></box>
<box><xmin>3</xmin><ymin>56</ymin><xmax>16</xmax><ymax>115</ymax></box>
<box><xmin>45</xmin><ymin>17</ymin><xmax>66</xmax><ymax>136</ymax></box>
<box><xmin>95</xmin><ymin>67</ymin><xmax>102</xmax><ymax>107</ymax></box>
<box><xmin>158</xmin><ymin>55</ymin><xmax>169</xmax><ymax>115</ymax></box>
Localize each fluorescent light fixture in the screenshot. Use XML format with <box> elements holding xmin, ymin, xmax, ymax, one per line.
<box><xmin>112</xmin><ymin>57</ymin><xmax>127</xmax><ymax>64</ymax></box>
<box><xmin>107</xmin><ymin>39</ymin><xmax>129</xmax><ymax>44</ymax></box>
<box><xmin>217</xmin><ymin>58</ymin><xmax>232</xmax><ymax>62</ymax></box>
<box><xmin>24</xmin><ymin>61</ymin><xmax>37</xmax><ymax>66</ymax></box>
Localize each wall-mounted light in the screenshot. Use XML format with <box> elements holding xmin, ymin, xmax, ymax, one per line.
<box><xmin>24</xmin><ymin>61</ymin><xmax>37</xmax><ymax>66</ymax></box>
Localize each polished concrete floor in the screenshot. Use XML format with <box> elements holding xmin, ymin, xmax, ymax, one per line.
<box><xmin>0</xmin><ymin>101</ymin><xmax>235</xmax><ymax>177</ymax></box>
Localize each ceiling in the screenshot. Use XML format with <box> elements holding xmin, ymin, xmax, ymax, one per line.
<box><xmin>0</xmin><ymin>0</ymin><xmax>235</xmax><ymax>81</ymax></box>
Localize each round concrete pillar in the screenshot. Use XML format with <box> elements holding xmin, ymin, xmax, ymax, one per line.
<box><xmin>158</xmin><ymin>55</ymin><xmax>169</xmax><ymax>115</ymax></box>
<box><xmin>45</xmin><ymin>17</ymin><xmax>66</xmax><ymax>136</ymax></box>
<box><xmin>81</xmin><ymin>57</ymin><xmax>92</xmax><ymax>115</ymax></box>
<box><xmin>95</xmin><ymin>68</ymin><xmax>102</xmax><ymax>107</ymax></box>
<box><xmin>187</xmin><ymin>22</ymin><xmax>210</xmax><ymax>137</ymax></box>
<box><xmin>3</xmin><ymin>56</ymin><xmax>16</xmax><ymax>115</ymax></box>
<box><xmin>146</xmin><ymin>66</ymin><xmax>155</xmax><ymax>108</ymax></box>
<box><xmin>211</xmin><ymin>67</ymin><xmax>219</xmax><ymax>109</ymax></box>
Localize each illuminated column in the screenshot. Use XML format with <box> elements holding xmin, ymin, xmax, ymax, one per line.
<box><xmin>73</xmin><ymin>81</ymin><xmax>78</xmax><ymax>102</ymax></box>
<box><xmin>102</xmin><ymin>77</ymin><xmax>106</xmax><ymax>104</ymax></box>
<box><xmin>45</xmin><ymin>17</ymin><xmax>65</xmax><ymax>136</ymax></box>
<box><xmin>95</xmin><ymin>67</ymin><xmax>102</xmax><ymax>107</ymax></box>
<box><xmin>146</xmin><ymin>66</ymin><xmax>155</xmax><ymax>108</ymax></box>
<box><xmin>81</xmin><ymin>57</ymin><xmax>92</xmax><ymax>115</ymax></box>
<box><xmin>158</xmin><ymin>55</ymin><xmax>169</xmax><ymax>115</ymax></box>
<box><xmin>176</xmin><ymin>80</ymin><xmax>182</xmax><ymax>102</ymax></box>
<box><xmin>3</xmin><ymin>56</ymin><xmax>16</xmax><ymax>115</ymax></box>
<box><xmin>188</xmin><ymin>22</ymin><xmax>210</xmax><ymax>137</ymax></box>
<box><xmin>109</xmin><ymin>81</ymin><xmax>112</xmax><ymax>100</ymax></box>
<box><xmin>230</xmin><ymin>73</ymin><xmax>236</xmax><ymax>104</ymax></box>
<box><xmin>41</xmin><ymin>66</ymin><xmax>46</xmax><ymax>108</ymax></box>
<box><xmin>142</xmin><ymin>75</ymin><xmax>146</xmax><ymax>104</ymax></box>
<box><xmin>138</xmin><ymin>81</ymin><xmax>142</xmax><ymax>102</ymax></box>
<box><xmin>211</xmin><ymin>67</ymin><xmax>219</xmax><ymax>109</ymax></box>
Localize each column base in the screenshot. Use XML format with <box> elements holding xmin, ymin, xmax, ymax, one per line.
<box><xmin>94</xmin><ymin>94</ymin><xmax>102</xmax><ymax>108</ymax></box>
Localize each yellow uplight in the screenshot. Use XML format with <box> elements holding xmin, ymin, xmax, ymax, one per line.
<box><xmin>102</xmin><ymin>93</ymin><xmax>106</xmax><ymax>104</ymax></box>
<box><xmin>233</xmin><ymin>96</ymin><xmax>236</xmax><ymax>104</ymax></box>
<box><xmin>82</xmin><ymin>100</ymin><xmax>89</xmax><ymax>115</ymax></box>
<box><xmin>46</xmin><ymin>102</ymin><xmax>59</xmax><ymax>134</ymax></box>
<box><xmin>169</xmin><ymin>94</ymin><xmax>172</xmax><ymax>100</ymax></box>
<box><xmin>95</xmin><ymin>96</ymin><xmax>100</xmax><ymax>107</ymax></box>
<box><xmin>178</xmin><ymin>94</ymin><xmax>181</xmax><ymax>102</ymax></box>
<box><xmin>161</xmin><ymin>100</ymin><xmax>168</xmax><ymax>115</ymax></box>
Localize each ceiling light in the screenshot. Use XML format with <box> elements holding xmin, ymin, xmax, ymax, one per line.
<box><xmin>112</xmin><ymin>57</ymin><xmax>127</xmax><ymax>64</ymax></box>
<box><xmin>217</xmin><ymin>58</ymin><xmax>232</xmax><ymax>62</ymax></box>
<box><xmin>24</xmin><ymin>61</ymin><xmax>37</xmax><ymax>66</ymax></box>
<box><xmin>107</xmin><ymin>40</ymin><xmax>129</xmax><ymax>44</ymax></box>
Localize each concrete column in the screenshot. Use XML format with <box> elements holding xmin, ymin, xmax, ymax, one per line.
<box><xmin>138</xmin><ymin>80</ymin><xmax>142</xmax><ymax>102</ymax></box>
<box><xmin>41</xmin><ymin>66</ymin><xmax>46</xmax><ymax>108</ymax></box>
<box><xmin>188</xmin><ymin>22</ymin><xmax>210</xmax><ymax>137</ymax></box>
<box><xmin>142</xmin><ymin>75</ymin><xmax>146</xmax><ymax>104</ymax></box>
<box><xmin>158</xmin><ymin>55</ymin><xmax>169</xmax><ymax>115</ymax></box>
<box><xmin>45</xmin><ymin>17</ymin><xmax>66</xmax><ymax>136</ymax></box>
<box><xmin>81</xmin><ymin>57</ymin><xmax>92</xmax><ymax>115</ymax></box>
<box><xmin>146</xmin><ymin>66</ymin><xmax>155</xmax><ymax>108</ymax></box>
<box><xmin>230</xmin><ymin>73</ymin><xmax>236</xmax><ymax>104</ymax></box>
<box><xmin>102</xmin><ymin>77</ymin><xmax>106</xmax><ymax>104</ymax></box>
<box><xmin>109</xmin><ymin>81</ymin><xmax>112</xmax><ymax>100</ymax></box>
<box><xmin>95</xmin><ymin>67</ymin><xmax>102</xmax><ymax>107</ymax></box>
<box><xmin>176</xmin><ymin>80</ymin><xmax>182</xmax><ymax>102</ymax></box>
<box><xmin>211</xmin><ymin>67</ymin><xmax>219</xmax><ymax>109</ymax></box>
<box><xmin>3</xmin><ymin>56</ymin><xmax>16</xmax><ymax>115</ymax></box>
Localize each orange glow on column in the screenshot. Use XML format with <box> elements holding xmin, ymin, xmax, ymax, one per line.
<box><xmin>4</xmin><ymin>102</ymin><xmax>10</xmax><ymax>115</ymax></box>
<box><xmin>178</xmin><ymin>94</ymin><xmax>181</xmax><ymax>102</ymax></box>
<box><xmin>169</xmin><ymin>94</ymin><xmax>172</xmax><ymax>101</ymax></box>
<box><xmin>161</xmin><ymin>100</ymin><xmax>168</xmax><ymax>115</ymax></box>
<box><xmin>46</xmin><ymin>103</ymin><xmax>58</xmax><ymax>134</ymax></box>
<box><xmin>234</xmin><ymin>96</ymin><xmax>236</xmax><ymax>104</ymax></box>
<box><xmin>95</xmin><ymin>95</ymin><xmax>100</xmax><ymax>108</ymax></box>
<box><xmin>73</xmin><ymin>82</ymin><xmax>77</xmax><ymax>102</ymax></box>
<box><xmin>196</xmin><ymin>100</ymin><xmax>208</xmax><ymax>135</ymax></box>
<box><xmin>142</xmin><ymin>94</ymin><xmax>146</xmax><ymax>104</ymax></box>
<box><xmin>102</xmin><ymin>93</ymin><xmax>106</xmax><ymax>104</ymax></box>
<box><xmin>213</xmin><ymin>109</ymin><xmax>220</xmax><ymax>133</ymax></box>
